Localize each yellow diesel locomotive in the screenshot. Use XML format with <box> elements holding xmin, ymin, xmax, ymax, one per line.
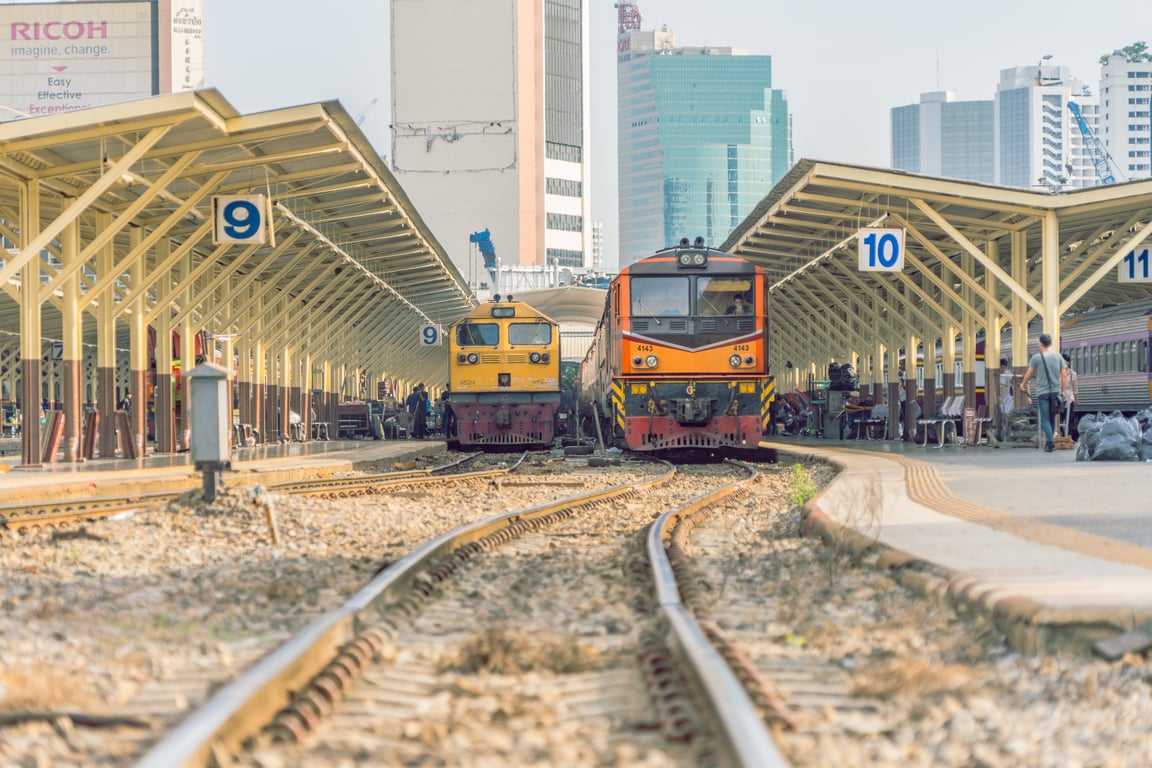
<box><xmin>447</xmin><ymin>296</ymin><xmax>563</xmax><ymax>449</ymax></box>
<box><xmin>576</xmin><ymin>238</ymin><xmax>774</xmax><ymax>455</ymax></box>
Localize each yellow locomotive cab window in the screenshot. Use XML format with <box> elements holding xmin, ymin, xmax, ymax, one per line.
<box><xmin>630</xmin><ymin>383</ymin><xmax>648</xmax><ymax>394</ymax></box>
<box><xmin>509</xmin><ymin>322</ymin><xmax>553</xmax><ymax>345</ymax></box>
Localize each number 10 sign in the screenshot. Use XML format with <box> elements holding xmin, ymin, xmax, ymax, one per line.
<box><xmin>213</xmin><ymin>195</ymin><xmax>269</xmax><ymax>244</ymax></box>
<box><xmin>858</xmin><ymin>228</ymin><xmax>905</xmax><ymax>272</ymax></box>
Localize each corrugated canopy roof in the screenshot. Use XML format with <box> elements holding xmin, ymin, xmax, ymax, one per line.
<box><xmin>722</xmin><ymin>159</ymin><xmax>1152</xmax><ymax>368</ymax></box>
<box><xmin>0</xmin><ymin>88</ymin><xmax>476</xmax><ymax>391</ymax></box>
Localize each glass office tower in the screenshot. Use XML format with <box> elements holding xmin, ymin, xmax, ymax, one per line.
<box><xmin>617</xmin><ymin>27</ymin><xmax>791</xmax><ymax>266</ymax></box>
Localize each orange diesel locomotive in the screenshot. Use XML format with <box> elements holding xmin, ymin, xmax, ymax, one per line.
<box><xmin>447</xmin><ymin>296</ymin><xmax>563</xmax><ymax>449</ymax></box>
<box><xmin>576</xmin><ymin>238</ymin><xmax>773</xmax><ymax>454</ymax></box>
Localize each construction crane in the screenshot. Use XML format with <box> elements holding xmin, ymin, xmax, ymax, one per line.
<box><xmin>1067</xmin><ymin>101</ymin><xmax>1116</xmax><ymax>185</ymax></box>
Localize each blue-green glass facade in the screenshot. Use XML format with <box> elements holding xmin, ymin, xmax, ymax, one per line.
<box><xmin>618</xmin><ymin>52</ymin><xmax>791</xmax><ymax>266</ymax></box>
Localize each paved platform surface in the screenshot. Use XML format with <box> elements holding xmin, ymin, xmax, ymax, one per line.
<box><xmin>0</xmin><ymin>438</ymin><xmax>446</xmax><ymax>501</ymax></box>
<box><xmin>768</xmin><ymin>435</ymin><xmax>1152</xmax><ymax>656</ymax></box>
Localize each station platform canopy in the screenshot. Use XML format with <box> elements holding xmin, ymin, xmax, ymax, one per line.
<box><xmin>721</xmin><ymin>159</ymin><xmax>1152</xmax><ymax>388</ymax></box>
<box><xmin>0</xmin><ymin>88</ymin><xmax>476</xmax><ymax>401</ymax></box>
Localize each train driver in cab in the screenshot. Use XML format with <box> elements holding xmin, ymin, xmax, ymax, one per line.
<box><xmin>725</xmin><ymin>294</ymin><xmax>751</xmax><ymax>316</ymax></box>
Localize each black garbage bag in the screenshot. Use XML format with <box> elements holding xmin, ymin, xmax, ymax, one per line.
<box><xmin>1076</xmin><ymin>410</ymin><xmax>1142</xmax><ymax>461</ymax></box>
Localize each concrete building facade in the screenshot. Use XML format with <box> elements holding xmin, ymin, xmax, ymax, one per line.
<box><xmin>891</xmin><ymin>91</ymin><xmax>994</xmax><ymax>184</ymax></box>
<box><xmin>390</xmin><ymin>0</ymin><xmax>591</xmax><ymax>289</ymax></box>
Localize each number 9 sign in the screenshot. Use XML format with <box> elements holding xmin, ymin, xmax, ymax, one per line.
<box><xmin>213</xmin><ymin>195</ymin><xmax>268</xmax><ymax>244</ymax></box>
<box><xmin>420</xmin><ymin>325</ymin><xmax>441</xmax><ymax>346</ymax></box>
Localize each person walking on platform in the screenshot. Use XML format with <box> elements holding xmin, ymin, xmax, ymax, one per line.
<box><xmin>1018</xmin><ymin>333</ymin><xmax>1068</xmax><ymax>453</ymax></box>
<box><xmin>998</xmin><ymin>359</ymin><xmax>1015</xmax><ymax>413</ymax></box>
<box><xmin>406</xmin><ymin>383</ymin><xmax>429</xmax><ymax>439</ymax></box>
<box><xmin>439</xmin><ymin>389</ymin><xmax>455</xmax><ymax>438</ymax></box>
<box><xmin>1061</xmin><ymin>352</ymin><xmax>1079</xmax><ymax>438</ymax></box>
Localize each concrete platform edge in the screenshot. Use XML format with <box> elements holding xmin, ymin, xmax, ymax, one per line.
<box><xmin>778</xmin><ymin>446</ymin><xmax>1152</xmax><ymax>657</ymax></box>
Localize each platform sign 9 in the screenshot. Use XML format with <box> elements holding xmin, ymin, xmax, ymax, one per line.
<box><xmin>213</xmin><ymin>195</ymin><xmax>267</xmax><ymax>244</ymax></box>
<box><xmin>1118</xmin><ymin>247</ymin><xmax>1152</xmax><ymax>283</ymax></box>
<box><xmin>420</xmin><ymin>325</ymin><xmax>441</xmax><ymax>346</ymax></box>
<box><xmin>858</xmin><ymin>228</ymin><xmax>905</xmax><ymax>272</ymax></box>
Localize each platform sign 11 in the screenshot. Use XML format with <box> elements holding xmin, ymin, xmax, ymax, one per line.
<box><xmin>858</xmin><ymin>228</ymin><xmax>905</xmax><ymax>272</ymax></box>
<box><xmin>213</xmin><ymin>195</ymin><xmax>268</xmax><ymax>244</ymax></box>
<box><xmin>1118</xmin><ymin>247</ymin><xmax>1152</xmax><ymax>283</ymax></box>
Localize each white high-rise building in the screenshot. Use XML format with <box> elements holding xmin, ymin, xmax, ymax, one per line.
<box><xmin>391</xmin><ymin>0</ymin><xmax>591</xmax><ymax>288</ymax></box>
<box><xmin>994</xmin><ymin>64</ymin><xmax>1100</xmax><ymax>190</ymax></box>
<box><xmin>891</xmin><ymin>91</ymin><xmax>994</xmax><ymax>183</ymax></box>
<box><xmin>1099</xmin><ymin>54</ymin><xmax>1152</xmax><ymax>181</ymax></box>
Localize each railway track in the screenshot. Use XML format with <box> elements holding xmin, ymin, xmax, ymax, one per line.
<box><xmin>129</xmin><ymin>459</ymin><xmax>792</xmax><ymax>766</ymax></box>
<box><xmin>0</xmin><ymin>451</ymin><xmax>514</xmax><ymax>534</ymax></box>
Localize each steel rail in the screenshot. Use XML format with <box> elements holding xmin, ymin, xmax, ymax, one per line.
<box><xmin>645</xmin><ymin>460</ymin><xmax>790</xmax><ymax>768</ymax></box>
<box><xmin>1</xmin><ymin>452</ymin><xmax>517</xmax><ymax>533</ymax></box>
<box><xmin>134</xmin><ymin>460</ymin><xmax>675</xmax><ymax>768</ymax></box>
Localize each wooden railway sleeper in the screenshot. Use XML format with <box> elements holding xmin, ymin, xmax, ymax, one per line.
<box><xmin>265</xmin><ymin>633</ymin><xmax>382</xmax><ymax>744</ymax></box>
<box><xmin>636</xmin><ymin>629</ymin><xmax>703</xmax><ymax>744</ymax></box>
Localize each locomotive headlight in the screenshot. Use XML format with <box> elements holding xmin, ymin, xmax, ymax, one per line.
<box><xmin>457</xmin><ymin>353</ymin><xmax>467</xmax><ymax>364</ymax></box>
<box><xmin>744</xmin><ymin>355</ymin><xmax>755</xmax><ymax>365</ymax></box>
<box><xmin>677</xmin><ymin>251</ymin><xmax>708</xmax><ymax>267</ymax></box>
<box><xmin>529</xmin><ymin>352</ymin><xmax>541</xmax><ymax>363</ymax></box>
<box><xmin>466</xmin><ymin>353</ymin><xmax>479</xmax><ymax>364</ymax></box>
<box><xmin>645</xmin><ymin>354</ymin><xmax>659</xmax><ymax>368</ymax></box>
<box><xmin>729</xmin><ymin>354</ymin><xmax>743</xmax><ymax>368</ymax></box>
<box><xmin>633</xmin><ymin>356</ymin><xmax>644</xmax><ymax>367</ymax></box>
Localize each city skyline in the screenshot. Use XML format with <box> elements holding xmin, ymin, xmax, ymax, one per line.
<box><xmin>203</xmin><ymin>0</ymin><xmax>1145</xmax><ymax>269</ymax></box>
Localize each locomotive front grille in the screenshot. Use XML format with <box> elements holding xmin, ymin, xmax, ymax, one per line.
<box><xmin>639</xmin><ymin>431</ymin><xmax>743</xmax><ymax>448</ymax></box>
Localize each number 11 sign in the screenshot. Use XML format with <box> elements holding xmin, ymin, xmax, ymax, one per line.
<box><xmin>1119</xmin><ymin>247</ymin><xmax>1151</xmax><ymax>283</ymax></box>
<box><xmin>858</xmin><ymin>228</ymin><xmax>905</xmax><ymax>272</ymax></box>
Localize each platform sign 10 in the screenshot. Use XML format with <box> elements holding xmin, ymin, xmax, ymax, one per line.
<box><xmin>1118</xmin><ymin>247</ymin><xmax>1152</xmax><ymax>283</ymax></box>
<box><xmin>420</xmin><ymin>325</ymin><xmax>442</xmax><ymax>346</ymax></box>
<box><xmin>213</xmin><ymin>195</ymin><xmax>268</xmax><ymax>244</ymax></box>
<box><xmin>858</xmin><ymin>228</ymin><xmax>905</xmax><ymax>272</ymax></box>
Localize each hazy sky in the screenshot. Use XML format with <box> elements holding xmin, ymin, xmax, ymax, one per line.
<box><xmin>203</xmin><ymin>0</ymin><xmax>1144</xmax><ymax>269</ymax></box>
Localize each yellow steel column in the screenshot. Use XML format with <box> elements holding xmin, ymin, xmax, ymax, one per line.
<box><xmin>60</xmin><ymin>220</ymin><xmax>82</xmax><ymax>462</ymax></box>
<box><xmin>1010</xmin><ymin>230</ymin><xmax>1029</xmax><ymax>372</ymax></box>
<box><xmin>96</xmin><ymin>214</ymin><xmax>118</xmax><ymax>458</ymax></box>
<box><xmin>19</xmin><ymin>180</ymin><xmax>42</xmax><ymax>465</ymax></box>
<box><xmin>1041</xmin><ymin>211</ymin><xmax>1061</xmax><ymax>347</ymax></box>
<box><xmin>128</xmin><ymin>227</ymin><xmax>147</xmax><ymax>458</ymax></box>
<box><xmin>154</xmin><ymin>237</ymin><xmax>175</xmax><ymax>453</ymax></box>
<box><xmin>178</xmin><ymin>249</ymin><xmax>195</xmax><ymax>451</ymax></box>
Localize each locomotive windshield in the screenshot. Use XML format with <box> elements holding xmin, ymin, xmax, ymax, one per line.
<box><xmin>456</xmin><ymin>322</ymin><xmax>499</xmax><ymax>346</ymax></box>
<box><xmin>509</xmin><ymin>322</ymin><xmax>553</xmax><ymax>345</ymax></box>
<box><xmin>630</xmin><ymin>276</ymin><xmax>753</xmax><ymax>318</ymax></box>
<box><xmin>631</xmin><ymin>277</ymin><xmax>690</xmax><ymax>316</ymax></box>
<box><xmin>697</xmin><ymin>277</ymin><xmax>753</xmax><ymax>316</ymax></box>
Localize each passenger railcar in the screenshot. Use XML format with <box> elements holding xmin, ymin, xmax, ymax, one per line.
<box><xmin>1026</xmin><ymin>299</ymin><xmax>1152</xmax><ymax>418</ymax></box>
<box><xmin>447</xmin><ymin>297</ymin><xmax>563</xmax><ymax>449</ymax></box>
<box><xmin>576</xmin><ymin>237</ymin><xmax>773</xmax><ymax>454</ymax></box>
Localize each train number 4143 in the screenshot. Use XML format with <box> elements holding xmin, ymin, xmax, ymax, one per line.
<box><xmin>1119</xmin><ymin>248</ymin><xmax>1152</xmax><ymax>283</ymax></box>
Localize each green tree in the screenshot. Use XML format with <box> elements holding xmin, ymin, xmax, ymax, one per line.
<box><xmin>1100</xmin><ymin>41</ymin><xmax>1152</xmax><ymax>65</ymax></box>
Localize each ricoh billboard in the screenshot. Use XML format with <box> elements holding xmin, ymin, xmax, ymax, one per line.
<box><xmin>0</xmin><ymin>1</ymin><xmax>204</xmax><ymax>121</ymax></box>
